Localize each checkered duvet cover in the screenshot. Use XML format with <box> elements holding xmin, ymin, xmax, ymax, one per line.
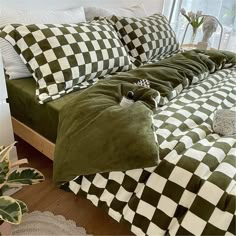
<box><xmin>68</xmin><ymin>67</ymin><xmax>236</xmax><ymax>235</ymax></box>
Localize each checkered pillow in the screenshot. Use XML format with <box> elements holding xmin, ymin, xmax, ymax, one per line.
<box><xmin>109</xmin><ymin>13</ymin><xmax>180</xmax><ymax>63</ymax></box>
<box><xmin>0</xmin><ymin>22</ymin><xmax>133</xmax><ymax>103</ymax></box>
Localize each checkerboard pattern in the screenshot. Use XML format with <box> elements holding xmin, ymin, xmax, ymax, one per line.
<box><xmin>0</xmin><ymin>22</ymin><xmax>133</xmax><ymax>103</ymax></box>
<box><xmin>110</xmin><ymin>13</ymin><xmax>180</xmax><ymax>63</ymax></box>
<box><xmin>67</xmin><ymin>67</ymin><xmax>236</xmax><ymax>235</ymax></box>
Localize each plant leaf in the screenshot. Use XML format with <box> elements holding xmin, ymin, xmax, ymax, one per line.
<box><xmin>0</xmin><ymin>143</ymin><xmax>16</xmax><ymax>162</ymax></box>
<box><xmin>183</xmin><ymin>14</ymin><xmax>191</xmax><ymax>22</ymax></box>
<box><xmin>199</xmin><ymin>16</ymin><xmax>205</xmax><ymax>26</ymax></box>
<box><xmin>6</xmin><ymin>168</ymin><xmax>45</xmax><ymax>187</ymax></box>
<box><xmin>0</xmin><ymin>196</ymin><xmax>22</xmax><ymax>224</ymax></box>
<box><xmin>15</xmin><ymin>200</ymin><xmax>28</xmax><ymax>214</ymax></box>
<box><xmin>0</xmin><ymin>160</ymin><xmax>10</xmax><ymax>185</ymax></box>
<box><xmin>11</xmin><ymin>159</ymin><xmax>29</xmax><ymax>169</ymax></box>
<box><xmin>0</xmin><ymin>185</ymin><xmax>11</xmax><ymax>195</ymax></box>
<box><xmin>0</xmin><ymin>144</ymin><xmax>15</xmax><ymax>187</ymax></box>
<box><xmin>196</xmin><ymin>17</ymin><xmax>199</xmax><ymax>25</ymax></box>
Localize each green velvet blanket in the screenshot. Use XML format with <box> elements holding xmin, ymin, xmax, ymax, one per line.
<box><xmin>53</xmin><ymin>50</ymin><xmax>235</xmax><ymax>184</ymax></box>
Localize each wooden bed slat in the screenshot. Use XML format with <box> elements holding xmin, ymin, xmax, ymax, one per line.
<box><xmin>12</xmin><ymin>117</ymin><xmax>55</xmax><ymax>160</ymax></box>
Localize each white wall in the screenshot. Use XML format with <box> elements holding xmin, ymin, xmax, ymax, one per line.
<box><xmin>0</xmin><ymin>0</ymin><xmax>164</xmax><ymax>16</ymax></box>
<box><xmin>0</xmin><ymin>51</ymin><xmax>17</xmax><ymax>163</ymax></box>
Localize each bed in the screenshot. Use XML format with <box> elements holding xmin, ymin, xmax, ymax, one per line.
<box><xmin>0</xmin><ymin>1</ymin><xmax>235</xmax><ymax>235</ymax></box>
<box><xmin>65</xmin><ymin>65</ymin><xmax>236</xmax><ymax>235</ymax></box>
<box><xmin>1</xmin><ymin>0</ymin><xmax>165</xmax><ymax>160</ymax></box>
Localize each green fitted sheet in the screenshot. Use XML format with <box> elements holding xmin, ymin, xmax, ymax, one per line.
<box><xmin>6</xmin><ymin>77</ymin><xmax>81</xmax><ymax>143</ymax></box>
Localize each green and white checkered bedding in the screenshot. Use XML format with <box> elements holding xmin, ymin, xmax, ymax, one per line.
<box><xmin>107</xmin><ymin>13</ymin><xmax>180</xmax><ymax>63</ymax></box>
<box><xmin>68</xmin><ymin>67</ymin><xmax>236</xmax><ymax>235</ymax></box>
<box><xmin>0</xmin><ymin>22</ymin><xmax>133</xmax><ymax>103</ymax></box>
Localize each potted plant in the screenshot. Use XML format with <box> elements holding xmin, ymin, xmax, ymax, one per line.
<box><xmin>180</xmin><ymin>8</ymin><xmax>205</xmax><ymax>44</ymax></box>
<box><xmin>0</xmin><ymin>143</ymin><xmax>44</xmax><ymax>236</ymax></box>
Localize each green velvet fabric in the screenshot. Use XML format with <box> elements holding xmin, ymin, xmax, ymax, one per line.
<box><xmin>6</xmin><ymin>78</ymin><xmax>82</xmax><ymax>142</ymax></box>
<box><xmin>54</xmin><ymin>81</ymin><xmax>160</xmax><ymax>183</ymax></box>
<box><xmin>54</xmin><ymin>50</ymin><xmax>235</xmax><ymax>185</ymax></box>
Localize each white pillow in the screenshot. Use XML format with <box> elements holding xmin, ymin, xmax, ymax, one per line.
<box><xmin>85</xmin><ymin>4</ymin><xmax>147</xmax><ymax>21</ymax></box>
<box><xmin>0</xmin><ymin>7</ymin><xmax>86</xmax><ymax>79</ymax></box>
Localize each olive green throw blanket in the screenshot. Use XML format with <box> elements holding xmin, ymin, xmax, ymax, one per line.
<box><xmin>53</xmin><ymin>50</ymin><xmax>235</xmax><ymax>184</ymax></box>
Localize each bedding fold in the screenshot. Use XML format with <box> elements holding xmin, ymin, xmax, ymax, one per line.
<box><xmin>68</xmin><ymin>66</ymin><xmax>236</xmax><ymax>236</ymax></box>
<box><xmin>53</xmin><ymin>49</ymin><xmax>236</xmax><ymax>185</ymax></box>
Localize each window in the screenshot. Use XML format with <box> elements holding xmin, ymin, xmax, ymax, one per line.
<box><xmin>165</xmin><ymin>0</ymin><xmax>236</xmax><ymax>51</ymax></box>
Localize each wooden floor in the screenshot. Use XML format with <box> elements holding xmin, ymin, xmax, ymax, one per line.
<box><xmin>13</xmin><ymin>137</ymin><xmax>133</xmax><ymax>235</ymax></box>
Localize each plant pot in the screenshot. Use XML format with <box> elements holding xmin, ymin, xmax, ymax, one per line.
<box><xmin>0</xmin><ymin>222</ymin><xmax>12</xmax><ymax>236</ymax></box>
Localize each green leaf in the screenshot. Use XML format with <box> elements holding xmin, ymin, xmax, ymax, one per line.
<box><xmin>6</xmin><ymin>168</ymin><xmax>45</xmax><ymax>187</ymax></box>
<box><xmin>15</xmin><ymin>200</ymin><xmax>28</xmax><ymax>214</ymax></box>
<box><xmin>0</xmin><ymin>196</ymin><xmax>22</xmax><ymax>224</ymax></box>
<box><xmin>0</xmin><ymin>160</ymin><xmax>10</xmax><ymax>185</ymax></box>
<box><xmin>183</xmin><ymin>14</ymin><xmax>191</xmax><ymax>22</ymax></box>
<box><xmin>196</xmin><ymin>17</ymin><xmax>199</xmax><ymax>25</ymax></box>
<box><xmin>0</xmin><ymin>185</ymin><xmax>11</xmax><ymax>196</ymax></box>
<box><xmin>198</xmin><ymin>16</ymin><xmax>205</xmax><ymax>26</ymax></box>
<box><xmin>0</xmin><ymin>144</ymin><xmax>16</xmax><ymax>186</ymax></box>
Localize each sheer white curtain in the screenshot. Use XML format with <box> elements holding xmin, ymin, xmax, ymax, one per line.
<box><xmin>165</xmin><ymin>0</ymin><xmax>236</xmax><ymax>52</ymax></box>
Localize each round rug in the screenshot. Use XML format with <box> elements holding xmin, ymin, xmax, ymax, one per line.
<box><xmin>12</xmin><ymin>211</ymin><xmax>90</xmax><ymax>236</ymax></box>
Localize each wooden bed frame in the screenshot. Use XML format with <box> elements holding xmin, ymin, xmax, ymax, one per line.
<box><xmin>12</xmin><ymin>118</ymin><xmax>55</xmax><ymax>160</ymax></box>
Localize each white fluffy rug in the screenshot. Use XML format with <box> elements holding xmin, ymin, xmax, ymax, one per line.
<box><xmin>12</xmin><ymin>211</ymin><xmax>90</xmax><ymax>236</ymax></box>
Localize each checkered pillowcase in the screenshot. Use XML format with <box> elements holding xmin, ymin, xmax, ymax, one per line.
<box><xmin>0</xmin><ymin>22</ymin><xmax>133</xmax><ymax>103</ymax></box>
<box><xmin>108</xmin><ymin>14</ymin><xmax>180</xmax><ymax>63</ymax></box>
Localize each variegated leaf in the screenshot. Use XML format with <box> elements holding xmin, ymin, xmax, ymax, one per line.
<box><xmin>0</xmin><ymin>160</ymin><xmax>10</xmax><ymax>185</ymax></box>
<box><xmin>0</xmin><ymin>143</ymin><xmax>16</xmax><ymax>162</ymax></box>
<box><xmin>0</xmin><ymin>196</ymin><xmax>22</xmax><ymax>224</ymax></box>
<box><xmin>6</xmin><ymin>168</ymin><xmax>45</xmax><ymax>187</ymax></box>
<box><xmin>0</xmin><ymin>144</ymin><xmax>13</xmax><ymax>186</ymax></box>
<box><xmin>15</xmin><ymin>200</ymin><xmax>28</xmax><ymax>214</ymax></box>
<box><xmin>11</xmin><ymin>159</ymin><xmax>29</xmax><ymax>169</ymax></box>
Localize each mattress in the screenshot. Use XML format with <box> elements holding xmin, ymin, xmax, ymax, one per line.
<box><xmin>6</xmin><ymin>77</ymin><xmax>82</xmax><ymax>143</ymax></box>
